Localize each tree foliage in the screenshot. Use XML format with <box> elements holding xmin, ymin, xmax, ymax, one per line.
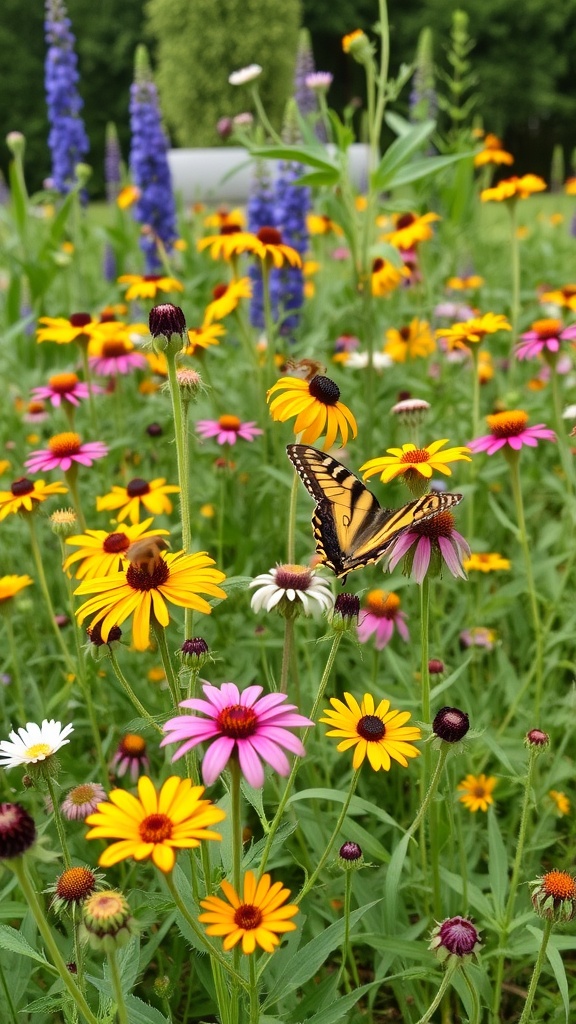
<box><xmin>145</xmin><ymin>0</ymin><xmax>302</xmax><ymax>147</ymax></box>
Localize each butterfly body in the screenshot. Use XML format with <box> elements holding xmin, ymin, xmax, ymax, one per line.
<box><xmin>287</xmin><ymin>444</ymin><xmax>463</xmax><ymax>580</ymax></box>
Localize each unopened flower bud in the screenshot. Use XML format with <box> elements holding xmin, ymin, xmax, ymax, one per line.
<box><xmin>79</xmin><ymin>891</ymin><xmax>138</xmax><ymax>952</ymax></box>
<box><xmin>432</xmin><ymin>707</ymin><xmax>470</xmax><ymax>743</ymax></box>
<box><xmin>331</xmin><ymin>592</ymin><xmax>360</xmax><ymax>631</ymax></box>
<box><xmin>429</xmin><ymin>916</ymin><xmax>481</xmax><ymax>962</ymax></box>
<box><xmin>149</xmin><ymin>303</ymin><xmax>187</xmax><ymax>354</ymax></box>
<box><xmin>178</xmin><ymin>637</ymin><xmax>212</xmax><ymax>670</ymax></box>
<box><xmin>530</xmin><ymin>871</ymin><xmax>576</xmax><ymax>923</ymax></box>
<box><xmin>0</xmin><ymin>803</ymin><xmax>36</xmax><ymax>859</ymax></box>
<box><xmin>50</xmin><ymin>508</ymin><xmax>77</xmax><ymax>538</ymax></box>
<box><xmin>525</xmin><ymin>728</ymin><xmax>549</xmax><ymax>749</ymax></box>
<box><xmin>428</xmin><ymin>659</ymin><xmax>445</xmax><ymax>675</ymax></box>
<box><xmin>6</xmin><ymin>131</ymin><xmax>25</xmax><ymax>158</ymax></box>
<box><xmin>338</xmin><ymin>841</ymin><xmax>363</xmax><ymax>870</ymax></box>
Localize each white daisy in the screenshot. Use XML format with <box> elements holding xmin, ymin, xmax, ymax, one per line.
<box><xmin>249</xmin><ymin>564</ymin><xmax>334</xmax><ymax>617</ymax></box>
<box><xmin>343</xmin><ymin>351</ymin><xmax>393</xmax><ymax>370</ymax></box>
<box><xmin>0</xmin><ymin>719</ymin><xmax>74</xmax><ymax>769</ymax></box>
<box><xmin>228</xmin><ymin>64</ymin><xmax>262</xmax><ymax>86</ymax></box>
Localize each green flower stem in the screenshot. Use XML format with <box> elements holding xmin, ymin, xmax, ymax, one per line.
<box><xmin>373</xmin><ymin>0</ymin><xmax>390</xmax><ymax>148</ymax></box>
<box><xmin>550</xmin><ymin>363</ymin><xmax>575</xmax><ymax>495</ymax></box>
<box><xmin>466</xmin><ymin>347</ymin><xmax>480</xmax><ymax>538</ymax></box>
<box><xmin>517</xmin><ymin>918</ymin><xmax>554</xmax><ymax>1024</ymax></box>
<box><xmin>461</xmin><ymin>967</ymin><xmax>481</xmax><ymax>1024</ymax></box>
<box><xmin>419</xmin><ymin>576</ymin><xmax>432</xmax><ymax>915</ymax></box>
<box><xmin>78</xmin><ymin>343</ymin><xmax>99</xmax><ymax>440</ymax></box>
<box><xmin>286</xmin><ymin>471</ymin><xmax>300</xmax><ymax>565</ymax></box>
<box><xmin>341</xmin><ymin>868</ymin><xmax>361</xmax><ymax>992</ymax></box>
<box><xmin>258</xmin><ymin>632</ymin><xmax>342</xmax><ymax>876</ymax></box>
<box><xmin>279</xmin><ymin>617</ymin><xmax>294</xmax><ymax>695</ymax></box>
<box><xmin>414</xmin><ymin>960</ymin><xmax>459</xmax><ymax>1024</ymax></box>
<box><xmin>230</xmin><ymin>760</ymin><xmax>243</xmax><ymax>894</ymax></box>
<box><xmin>250</xmin><ymin>85</ymin><xmax>282</xmax><ymax>144</ymax></box>
<box><xmin>109</xmin><ymin>648</ymin><xmax>163</xmax><ymax>734</ymax></box>
<box><xmin>508</xmin><ymin>201</ymin><xmax>520</xmax><ymax>356</ymax></box>
<box><xmin>163</xmin><ymin>871</ymin><xmax>249</xmax><ymax>991</ymax></box>
<box><xmin>165</xmin><ymin>347</ymin><xmax>192</xmax><ymax>559</ymax></box>
<box><xmin>407</xmin><ymin>744</ymin><xmax>449</xmax><ymax>840</ymax></box>
<box><xmin>249</xmin><ymin>955</ymin><xmax>260</xmax><ymax>1024</ymax></box>
<box><xmin>506</xmin><ymin>450</ymin><xmax>544</xmax><ymax>720</ymax></box>
<box><xmin>63</xmin><ymin>467</ymin><xmax>87</xmax><ymax>534</ymax></box>
<box><xmin>153</xmin><ymin>621</ymin><xmax>181</xmax><ymax>710</ymax></box>
<box><xmin>27</xmin><ymin>516</ymin><xmax>77</xmax><ymax>679</ymax></box>
<box><xmin>45</xmin><ymin>774</ymin><xmax>72</xmax><ymax>869</ymax></box>
<box><xmin>261</xmin><ymin>260</ymin><xmax>276</xmax><ymax>383</ymax></box>
<box><xmin>492</xmin><ymin>744</ymin><xmax>538</xmax><ymax>1022</ymax></box>
<box><xmin>4</xmin><ymin>611</ymin><xmax>26</xmax><ymax>721</ymax></box>
<box><xmin>297</xmin><ymin>768</ymin><xmax>361</xmax><ymax>903</ymax></box>
<box><xmin>0</xmin><ymin>957</ymin><xmax>18</xmax><ymax>1024</ymax></box>
<box><xmin>11</xmin><ymin>859</ymin><xmax>100</xmax><ymax>1024</ymax></box>
<box><xmin>107</xmin><ymin>949</ymin><xmax>129</xmax><ymax>1024</ymax></box>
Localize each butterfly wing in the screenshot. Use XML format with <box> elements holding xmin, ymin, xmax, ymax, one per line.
<box><xmin>287</xmin><ymin>444</ymin><xmax>463</xmax><ymax>579</ymax></box>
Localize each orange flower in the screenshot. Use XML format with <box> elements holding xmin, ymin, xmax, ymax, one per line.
<box><xmin>480</xmin><ymin>175</ymin><xmax>546</xmax><ymax>202</ymax></box>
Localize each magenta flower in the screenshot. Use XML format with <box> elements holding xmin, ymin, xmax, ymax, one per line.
<box><xmin>110</xmin><ymin>734</ymin><xmax>149</xmax><ymax>781</ymax></box>
<box><xmin>61</xmin><ymin>782</ymin><xmax>107</xmax><ymax>821</ymax></box>
<box><xmin>468</xmin><ymin>410</ymin><xmax>556</xmax><ymax>455</ymax></box>
<box><xmin>357</xmin><ymin>589</ymin><xmax>409</xmax><ymax>649</ymax></box>
<box><xmin>161</xmin><ymin>681</ymin><xmax>313</xmax><ymax>788</ymax></box>
<box><xmin>31</xmin><ymin>372</ymin><xmax>103</xmax><ymax>408</ymax></box>
<box><xmin>387</xmin><ymin>511</ymin><xmax>470</xmax><ymax>585</ymax></box>
<box><xmin>24</xmin><ymin>432</ymin><xmax>108</xmax><ymax>473</ymax></box>
<box><xmin>196</xmin><ymin>415</ymin><xmax>263</xmax><ymax>446</ymax></box>
<box><xmin>516</xmin><ymin>318</ymin><xmax>576</xmax><ymax>361</ymax></box>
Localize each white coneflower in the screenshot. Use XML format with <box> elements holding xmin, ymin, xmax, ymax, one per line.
<box><xmin>249</xmin><ymin>564</ymin><xmax>334</xmax><ymax>617</ymax></box>
<box><xmin>0</xmin><ymin>720</ymin><xmax>74</xmax><ymax>770</ymax></box>
<box><xmin>228</xmin><ymin>64</ymin><xmax>262</xmax><ymax>86</ymax></box>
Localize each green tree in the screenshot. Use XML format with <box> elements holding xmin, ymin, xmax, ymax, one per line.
<box><xmin>145</xmin><ymin>0</ymin><xmax>302</xmax><ymax>146</ymax></box>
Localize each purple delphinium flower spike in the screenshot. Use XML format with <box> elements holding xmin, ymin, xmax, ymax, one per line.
<box><xmin>44</xmin><ymin>0</ymin><xmax>90</xmax><ymax>196</ymax></box>
<box><xmin>129</xmin><ymin>46</ymin><xmax>177</xmax><ymax>272</ymax></box>
<box><xmin>247</xmin><ymin>161</ymin><xmax>280</xmax><ymax>329</ymax></box>
<box><xmin>274</xmin><ymin>161</ymin><xmax>310</xmax><ymax>334</ymax></box>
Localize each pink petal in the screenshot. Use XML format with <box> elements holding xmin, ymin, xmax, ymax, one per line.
<box><xmin>249</xmin><ymin>736</ymin><xmax>291</xmax><ymax>775</ymax></box>
<box><xmin>237</xmin><ymin>743</ymin><xmax>265</xmax><ymax>788</ymax></box>
<box><xmin>374</xmin><ymin>618</ymin><xmax>393</xmax><ymax>650</ymax></box>
<box><xmin>201</xmin><ymin>736</ymin><xmax>235</xmax><ymax>785</ymax></box>
<box><xmin>412</xmin><ymin>537</ymin><xmax>431</xmax><ymax>584</ymax></box>
<box><xmin>438</xmin><ymin>535</ymin><xmax>466</xmax><ymax>579</ymax></box>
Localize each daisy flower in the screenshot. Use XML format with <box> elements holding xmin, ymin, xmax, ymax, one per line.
<box><xmin>457</xmin><ymin>773</ymin><xmax>497</xmax><ymax>812</ymax></box>
<box><xmin>384</xmin><ymin>318</ymin><xmax>435</xmax><ymax>362</ymax></box>
<box><xmin>117</xmin><ymin>274</ymin><xmax>184</xmax><ymax>301</ymax></box>
<box><xmin>307</xmin><ymin>213</ymin><xmax>342</xmax><ymax>236</ymax></box>
<box><xmin>435</xmin><ymin>313</ymin><xmax>511</xmax><ymax>351</ymax></box>
<box><xmin>85</xmin><ymin>776</ymin><xmax>225</xmax><ymax>873</ymax></box>
<box><xmin>249</xmin><ymin>227</ymin><xmax>303</xmax><ymax>269</ymax></box>
<box><xmin>203</xmin><ymin>278</ymin><xmax>252</xmax><ymax>325</ymax></box>
<box><xmin>539</xmin><ymin>284</ymin><xmax>576</xmax><ymax>311</ymax></box>
<box><xmin>186</xmin><ymin>323</ymin><xmax>226</xmax><ymax>355</ymax></box>
<box><xmin>63</xmin><ymin>518</ymin><xmax>170</xmax><ymax>580</ymax></box>
<box><xmin>117</xmin><ymin>184</ymin><xmax>141</xmax><ymax>209</ymax></box>
<box><xmin>24</xmin><ymin>433</ymin><xmax>108</xmax><ymax>475</ymax></box>
<box><xmin>88</xmin><ymin>336</ymin><xmax>148</xmax><ymax>377</ymax></box>
<box><xmin>161</xmin><ymin>681</ymin><xmax>313</xmax><ymax>788</ymax></box>
<box><xmin>548</xmin><ymin>790</ymin><xmax>570</xmax><ymax>817</ymax></box>
<box><xmin>469</xmin><ymin>410</ymin><xmax>556</xmax><ymax>455</ymax></box>
<box><xmin>360</xmin><ymin>439</ymin><xmax>471</xmax><ymax>484</ymax></box>
<box><xmin>31</xmin><ymin>372</ymin><xmax>102</xmax><ymax>407</ymax></box>
<box><xmin>203</xmin><ymin>208</ymin><xmax>245</xmax><ymax>231</ymax></box>
<box><xmin>462</xmin><ymin>553</ymin><xmax>511</xmax><ymax>573</ymax></box>
<box><xmin>446</xmin><ymin>275</ymin><xmax>485</xmax><ymax>290</ymax></box>
<box><xmin>61</xmin><ymin>783</ymin><xmax>107</xmax><ymax>821</ymax></box>
<box><xmin>473</xmin><ymin>133</ymin><xmax>514</xmax><ymax>167</ymax></box>
<box><xmin>22</xmin><ymin>400</ymin><xmax>48</xmax><ymax>423</ymax></box>
<box><xmin>0</xmin><ymin>575</ymin><xmax>34</xmax><ymax>605</ymax></box>
<box><xmin>111</xmin><ymin>734</ymin><xmax>150</xmax><ymax>781</ymax></box>
<box><xmin>371</xmin><ymin>257</ymin><xmax>409</xmax><ymax>297</ymax></box>
<box><xmin>0</xmin><ymin>719</ymin><xmax>74</xmax><ymax>770</ymax></box>
<box><xmin>0</xmin><ymin>478</ymin><xmax>68</xmax><ymax>520</ymax></box>
<box><xmin>196</xmin><ymin>415</ymin><xmax>263</xmax><ymax>446</ymax></box>
<box><xmin>199</xmin><ymin>871</ymin><xmax>298</xmax><ymax>954</ymax></box>
<box><xmin>36</xmin><ymin>313</ymin><xmax>101</xmax><ymax>346</ymax></box>
<box><xmin>267</xmin><ymin>374</ymin><xmax>357</xmax><ymax>450</ymax></box>
<box><xmin>357</xmin><ymin>590</ymin><xmax>409</xmax><ymax>649</ymax></box>
<box><xmin>250</xmin><ymin>564</ymin><xmax>334</xmax><ymax>617</ymax></box>
<box><xmin>516</xmin><ymin>319</ymin><xmax>576</xmax><ymax>361</ymax></box>
<box><xmin>481</xmin><ymin>174</ymin><xmax>546</xmax><ymax>202</ymax></box>
<box><xmin>320</xmin><ymin>692</ymin><xmax>421</xmax><ymax>771</ymax></box>
<box><xmin>387</xmin><ymin>510</ymin><xmax>470</xmax><ymax>584</ymax></box>
<box><xmin>228</xmin><ymin>63</ymin><xmax>262</xmax><ymax>85</ymax></box>
<box><xmin>74</xmin><ymin>550</ymin><xmax>227</xmax><ymax>651</ymax></box>
<box><xmin>198</xmin><ymin>228</ymin><xmax>266</xmax><ymax>262</ymax></box>
<box><xmin>96</xmin><ymin>478</ymin><xmax>180</xmax><ymax>525</ymax></box>
<box><xmin>382</xmin><ymin>211</ymin><xmax>440</xmax><ymax>250</ymax></box>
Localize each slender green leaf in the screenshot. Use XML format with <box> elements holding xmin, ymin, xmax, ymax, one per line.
<box><xmin>294</xmin><ymin>169</ymin><xmax>341</xmax><ymax>187</ymax></box>
<box><xmin>526</xmin><ymin>926</ymin><xmax>570</xmax><ymax>1024</ymax></box>
<box><xmin>384</xmin><ymin>152</ymin><xmax>474</xmax><ymax>190</ymax></box>
<box><xmin>384</xmin><ymin>831</ymin><xmax>414</xmax><ymax>929</ymax></box>
<box><xmin>0</xmin><ymin>925</ymin><xmax>51</xmax><ymax>967</ymax></box>
<box><xmin>123</xmin><ymin>995</ymin><xmax>171</xmax><ymax>1024</ymax></box>
<box><xmin>250</xmin><ymin>145</ymin><xmax>338</xmax><ymax>172</ymax></box>
<box><xmin>371</xmin><ymin>120</ymin><xmax>436</xmax><ymax>189</ymax></box>
<box><xmin>487</xmin><ymin>810</ymin><xmax>509</xmax><ymax>914</ymax></box>
<box><xmin>24</xmin><ymin>994</ymin><xmax>66</xmax><ymax>1014</ymax></box>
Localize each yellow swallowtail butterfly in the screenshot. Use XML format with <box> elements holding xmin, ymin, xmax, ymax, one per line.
<box><xmin>287</xmin><ymin>444</ymin><xmax>463</xmax><ymax>581</ymax></box>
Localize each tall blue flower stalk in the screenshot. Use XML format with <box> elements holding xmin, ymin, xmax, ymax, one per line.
<box><xmin>44</xmin><ymin>0</ymin><xmax>89</xmax><ymax>195</ymax></box>
<box><xmin>129</xmin><ymin>45</ymin><xmax>177</xmax><ymax>272</ymax></box>
<box><xmin>274</xmin><ymin>161</ymin><xmax>310</xmax><ymax>335</ymax></box>
<box><xmin>247</xmin><ymin>162</ymin><xmax>279</xmax><ymax>329</ymax></box>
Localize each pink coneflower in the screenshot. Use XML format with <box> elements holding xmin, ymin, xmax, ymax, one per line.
<box><xmin>88</xmin><ymin>337</ymin><xmax>148</xmax><ymax>377</ymax></box>
<box><xmin>469</xmin><ymin>410</ymin><xmax>556</xmax><ymax>455</ymax></box>
<box><xmin>161</xmin><ymin>681</ymin><xmax>313</xmax><ymax>788</ymax></box>
<box><xmin>515</xmin><ymin>318</ymin><xmax>576</xmax><ymax>361</ymax></box>
<box><xmin>110</xmin><ymin>734</ymin><xmax>149</xmax><ymax>781</ymax></box>
<box><xmin>196</xmin><ymin>415</ymin><xmax>263</xmax><ymax>446</ymax></box>
<box><xmin>460</xmin><ymin>627</ymin><xmax>497</xmax><ymax>650</ymax></box>
<box><xmin>31</xmin><ymin>372</ymin><xmax>102</xmax><ymax>408</ymax></box>
<box><xmin>357</xmin><ymin>590</ymin><xmax>409</xmax><ymax>649</ymax></box>
<box><xmin>334</xmin><ymin>334</ymin><xmax>360</xmax><ymax>354</ymax></box>
<box><xmin>387</xmin><ymin>511</ymin><xmax>470</xmax><ymax>584</ymax></box>
<box><xmin>61</xmin><ymin>782</ymin><xmax>107</xmax><ymax>821</ymax></box>
<box><xmin>24</xmin><ymin>433</ymin><xmax>108</xmax><ymax>474</ymax></box>
<box><xmin>23</xmin><ymin>400</ymin><xmax>49</xmax><ymax>423</ymax></box>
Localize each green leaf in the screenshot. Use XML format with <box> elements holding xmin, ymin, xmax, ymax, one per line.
<box><xmin>250</xmin><ymin>145</ymin><xmax>338</xmax><ymax>172</ymax></box>
<box><xmin>535</xmin><ymin>928</ymin><xmax>570</xmax><ymax>1024</ymax></box>
<box><xmin>487</xmin><ymin>810</ymin><xmax>509</xmax><ymax>914</ymax></box>
<box><xmin>8</xmin><ymin>160</ymin><xmax>28</xmax><ymax>236</ymax></box>
<box><xmin>294</xmin><ymin>169</ymin><xmax>340</xmax><ymax>187</ymax></box>
<box><xmin>384</xmin><ymin>152</ymin><xmax>474</xmax><ymax>190</ymax></box>
<box><xmin>24</xmin><ymin>994</ymin><xmax>66</xmax><ymax>1015</ymax></box>
<box><xmin>384</xmin><ymin>832</ymin><xmax>413</xmax><ymax>929</ymax></box>
<box><xmin>0</xmin><ymin>924</ymin><xmax>51</xmax><ymax>968</ymax></box>
<box><xmin>371</xmin><ymin>120</ymin><xmax>436</xmax><ymax>190</ymax></box>
<box><xmin>287</xmin><ymin>789</ymin><xmax>402</xmax><ymax>832</ymax></box>
<box><xmin>123</xmin><ymin>995</ymin><xmax>171</xmax><ymax>1024</ymax></box>
<box><xmin>301</xmin><ymin>981</ymin><xmax>386</xmax><ymax>1024</ymax></box>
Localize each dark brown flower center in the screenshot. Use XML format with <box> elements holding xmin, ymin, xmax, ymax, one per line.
<box><xmin>126</xmin><ymin>559</ymin><xmax>169</xmax><ymax>591</ymax></box>
<box><xmin>234</xmin><ymin>903</ymin><xmax>263</xmax><ymax>930</ymax></box>
<box><xmin>412</xmin><ymin>511</ymin><xmax>455</xmax><ymax>539</ymax></box>
<box><xmin>143</xmin><ymin>275</ymin><xmax>162</xmax><ymax>282</ymax></box>
<box><xmin>48</xmin><ymin>432</ymin><xmax>81</xmax><ymax>456</ymax></box>
<box><xmin>212</xmin><ymin>283</ymin><xmax>229</xmax><ymax>300</ymax></box>
<box><xmin>69</xmin><ymin>313</ymin><xmax>92</xmax><ymax>328</ymax></box>
<box><xmin>56</xmin><ymin>867</ymin><xmax>96</xmax><ymax>902</ymax></box>
<box><xmin>257</xmin><ymin>226</ymin><xmax>282</xmax><ymax>246</ymax></box>
<box><xmin>357</xmin><ymin>715</ymin><xmax>385</xmax><ymax>741</ymax></box>
<box><xmin>399</xmin><ymin>326</ymin><xmax>411</xmax><ymax>341</ymax></box>
<box><xmin>139</xmin><ymin>813</ymin><xmax>172</xmax><ymax>843</ymax></box>
<box><xmin>103</xmin><ymin>532</ymin><xmax>131</xmax><ymax>553</ymax></box>
<box><xmin>49</xmin><ymin>372</ymin><xmax>79</xmax><ymax>393</ymax></box>
<box><xmin>396</xmin><ymin>213</ymin><xmax>416</xmax><ymax>230</ymax></box>
<box><xmin>11</xmin><ymin>478</ymin><xmax>35</xmax><ymax>497</ymax></box>
<box><xmin>372</xmin><ymin>257</ymin><xmax>384</xmax><ymax>272</ymax></box>
<box><xmin>127</xmin><ymin>478</ymin><xmax>151</xmax><ymax>498</ymax></box>
<box><xmin>220</xmin><ymin>224</ymin><xmax>241</xmax><ymax>235</ymax></box>
<box><xmin>308</xmin><ymin>375</ymin><xmax>340</xmax><ymax>406</ymax></box>
<box><xmin>101</xmin><ymin>339</ymin><xmax>131</xmax><ymax>358</ymax></box>
<box><xmin>217</xmin><ymin>705</ymin><xmax>258</xmax><ymax>738</ymax></box>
